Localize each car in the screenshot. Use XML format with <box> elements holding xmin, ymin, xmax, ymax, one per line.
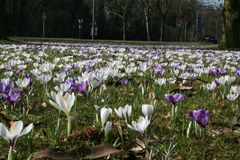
<box><xmin>202</xmin><ymin>35</ymin><xmax>217</xmax><ymax>43</ymax></box>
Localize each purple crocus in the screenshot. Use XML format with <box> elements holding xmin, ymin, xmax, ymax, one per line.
<box><xmin>209</xmin><ymin>68</ymin><xmax>227</xmax><ymax>76</ymax></box>
<box><xmin>72</xmin><ymin>81</ymin><xmax>88</xmax><ymax>93</ymax></box>
<box><xmin>119</xmin><ymin>79</ymin><xmax>128</xmax><ymax>85</ymax></box>
<box><xmin>235</xmin><ymin>68</ymin><xmax>240</xmax><ymax>77</ymax></box>
<box><xmin>24</xmin><ymin>73</ymin><xmax>33</xmax><ymax>85</ymax></box>
<box><xmin>188</xmin><ymin>109</ymin><xmax>209</xmax><ymax>128</ymax></box>
<box><xmin>0</xmin><ymin>82</ymin><xmax>14</xmax><ymax>93</ymax></box>
<box><xmin>2</xmin><ymin>90</ymin><xmax>21</xmax><ymax>103</ymax></box>
<box><xmin>15</xmin><ymin>68</ymin><xmax>22</xmax><ymax>75</ymax></box>
<box><xmin>153</xmin><ymin>64</ymin><xmax>165</xmax><ymax>76</ymax></box>
<box><xmin>164</xmin><ymin>93</ymin><xmax>184</xmax><ymax>105</ymax></box>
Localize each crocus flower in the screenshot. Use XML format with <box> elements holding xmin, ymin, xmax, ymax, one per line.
<box><xmin>72</xmin><ymin>81</ymin><xmax>88</xmax><ymax>93</ymax></box>
<box><xmin>209</xmin><ymin>68</ymin><xmax>226</xmax><ymax>76</ymax></box>
<box><xmin>0</xmin><ymin>81</ymin><xmax>14</xmax><ymax>93</ymax></box>
<box><xmin>0</xmin><ymin>121</ymin><xmax>33</xmax><ymax>160</ymax></box>
<box><xmin>203</xmin><ymin>81</ymin><xmax>217</xmax><ymax>91</ymax></box>
<box><xmin>153</xmin><ymin>67</ymin><xmax>165</xmax><ymax>76</ymax></box>
<box><xmin>139</xmin><ymin>62</ymin><xmax>147</xmax><ymax>72</ymax></box>
<box><xmin>188</xmin><ymin>109</ymin><xmax>209</xmax><ymax>128</ymax></box>
<box><xmin>142</xmin><ymin>104</ymin><xmax>154</xmax><ymax>119</ymax></box>
<box><xmin>49</xmin><ymin>91</ymin><xmax>75</xmax><ymax>137</ymax></box>
<box><xmin>15</xmin><ymin>68</ymin><xmax>22</xmax><ymax>75</ymax></box>
<box><xmin>230</xmin><ymin>86</ymin><xmax>240</xmax><ymax>95</ymax></box>
<box><xmin>226</xmin><ymin>93</ymin><xmax>239</xmax><ymax>101</ymax></box>
<box><xmin>155</xmin><ymin>78</ymin><xmax>166</xmax><ymax>86</ymax></box>
<box><xmin>54</xmin><ymin>83</ymin><xmax>71</xmax><ymax>93</ymax></box>
<box><xmin>164</xmin><ymin>93</ymin><xmax>184</xmax><ymax>105</ymax></box>
<box><xmin>114</xmin><ymin>104</ymin><xmax>132</xmax><ymax>120</ymax></box>
<box><xmin>236</xmin><ymin>68</ymin><xmax>240</xmax><ymax>77</ymax></box>
<box><xmin>2</xmin><ymin>90</ymin><xmax>21</xmax><ymax>104</ymax></box>
<box><xmin>38</xmin><ymin>74</ymin><xmax>52</xmax><ymax>83</ymax></box>
<box><xmin>119</xmin><ymin>79</ymin><xmax>128</xmax><ymax>85</ymax></box>
<box><xmin>16</xmin><ymin>78</ymin><xmax>30</xmax><ymax>89</ymax></box>
<box><xmin>104</xmin><ymin>121</ymin><xmax>112</xmax><ymax>136</ymax></box>
<box><xmin>127</xmin><ymin>116</ymin><xmax>150</xmax><ymax>134</ymax></box>
<box><xmin>100</xmin><ymin>107</ymin><xmax>112</xmax><ymax>128</ymax></box>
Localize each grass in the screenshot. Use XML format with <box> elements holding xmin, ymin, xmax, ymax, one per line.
<box><xmin>7</xmin><ymin>36</ymin><xmax>219</xmax><ymax>49</ymax></box>
<box><xmin>0</xmin><ymin>41</ymin><xmax>239</xmax><ymax>159</ymax></box>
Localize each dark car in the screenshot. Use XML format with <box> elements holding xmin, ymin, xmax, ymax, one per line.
<box><xmin>202</xmin><ymin>35</ymin><xmax>217</xmax><ymax>44</ymax></box>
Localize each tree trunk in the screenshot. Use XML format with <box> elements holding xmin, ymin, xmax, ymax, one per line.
<box><xmin>220</xmin><ymin>0</ymin><xmax>240</xmax><ymax>48</ymax></box>
<box><xmin>0</xmin><ymin>0</ymin><xmax>6</xmax><ymax>39</ymax></box>
<box><xmin>123</xmin><ymin>14</ymin><xmax>126</xmax><ymax>41</ymax></box>
<box><xmin>160</xmin><ymin>14</ymin><xmax>166</xmax><ymax>41</ymax></box>
<box><xmin>144</xmin><ymin>9</ymin><xmax>150</xmax><ymax>41</ymax></box>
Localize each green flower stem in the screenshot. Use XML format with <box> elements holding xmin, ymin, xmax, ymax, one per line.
<box><xmin>26</xmin><ymin>94</ymin><xmax>29</xmax><ymax>108</ymax></box>
<box><xmin>67</xmin><ymin>115</ymin><xmax>71</xmax><ymax>137</ymax></box>
<box><xmin>8</xmin><ymin>146</ymin><xmax>13</xmax><ymax>160</ymax></box>
<box><xmin>55</xmin><ymin>110</ymin><xmax>61</xmax><ymax>136</ymax></box>
<box><xmin>171</xmin><ymin>105</ymin><xmax>175</xmax><ymax>118</ymax></box>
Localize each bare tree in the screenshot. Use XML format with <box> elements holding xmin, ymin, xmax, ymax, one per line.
<box><xmin>137</xmin><ymin>0</ymin><xmax>153</xmax><ymax>41</ymax></box>
<box><xmin>155</xmin><ymin>0</ymin><xmax>173</xmax><ymax>41</ymax></box>
<box><xmin>220</xmin><ymin>0</ymin><xmax>240</xmax><ymax>48</ymax></box>
<box><xmin>104</xmin><ymin>0</ymin><xmax>132</xmax><ymax>40</ymax></box>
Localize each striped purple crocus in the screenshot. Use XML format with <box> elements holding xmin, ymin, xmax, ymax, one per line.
<box><xmin>164</xmin><ymin>93</ymin><xmax>184</xmax><ymax>105</ymax></box>
<box><xmin>72</xmin><ymin>81</ymin><xmax>88</xmax><ymax>93</ymax></box>
<box><xmin>236</xmin><ymin>68</ymin><xmax>240</xmax><ymax>77</ymax></box>
<box><xmin>188</xmin><ymin>109</ymin><xmax>209</xmax><ymax>128</ymax></box>
<box><xmin>119</xmin><ymin>79</ymin><xmax>128</xmax><ymax>85</ymax></box>
<box><xmin>2</xmin><ymin>90</ymin><xmax>21</xmax><ymax>104</ymax></box>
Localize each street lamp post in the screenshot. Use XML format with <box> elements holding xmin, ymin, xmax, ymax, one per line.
<box><xmin>78</xmin><ymin>19</ymin><xmax>83</xmax><ymax>39</ymax></box>
<box><xmin>42</xmin><ymin>13</ymin><xmax>47</xmax><ymax>38</ymax></box>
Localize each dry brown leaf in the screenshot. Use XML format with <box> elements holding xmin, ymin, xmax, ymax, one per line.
<box><xmin>124</xmin><ymin>139</ymin><xmax>146</xmax><ymax>153</ymax></box>
<box><xmin>115</xmin><ymin>121</ymin><xmax>123</xmax><ymax>140</ymax></box>
<box><xmin>32</xmin><ymin>150</ymin><xmax>76</xmax><ymax>160</ymax></box>
<box><xmin>68</xmin><ymin>143</ymin><xmax>121</xmax><ymax>159</ymax></box>
<box><xmin>32</xmin><ymin>144</ymin><xmax>121</xmax><ymax>160</ymax></box>
<box><xmin>179</xmin><ymin>83</ymin><xmax>193</xmax><ymax>91</ymax></box>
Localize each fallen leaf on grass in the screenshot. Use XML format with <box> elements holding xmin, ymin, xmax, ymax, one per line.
<box><xmin>179</xmin><ymin>83</ymin><xmax>193</xmax><ymax>91</ymax></box>
<box><xmin>32</xmin><ymin>150</ymin><xmax>75</xmax><ymax>160</ymax></box>
<box><xmin>171</xmin><ymin>83</ymin><xmax>194</xmax><ymax>93</ymax></box>
<box><xmin>124</xmin><ymin>139</ymin><xmax>146</xmax><ymax>153</ymax></box>
<box><xmin>69</xmin><ymin>143</ymin><xmax>121</xmax><ymax>159</ymax></box>
<box><xmin>32</xmin><ymin>144</ymin><xmax>121</xmax><ymax>160</ymax></box>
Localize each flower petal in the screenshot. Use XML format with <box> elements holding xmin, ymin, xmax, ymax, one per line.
<box><xmin>19</xmin><ymin>123</ymin><xmax>33</xmax><ymax>137</ymax></box>
<box><xmin>11</xmin><ymin>121</ymin><xmax>23</xmax><ymax>138</ymax></box>
<box><xmin>0</xmin><ymin>123</ymin><xmax>11</xmax><ymax>143</ymax></box>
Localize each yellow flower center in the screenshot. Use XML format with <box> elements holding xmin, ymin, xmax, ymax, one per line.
<box><xmin>10</xmin><ymin>120</ymin><xmax>14</xmax><ymax>129</ymax></box>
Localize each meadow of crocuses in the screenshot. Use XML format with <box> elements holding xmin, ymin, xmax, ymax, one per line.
<box><xmin>0</xmin><ymin>42</ymin><xmax>240</xmax><ymax>159</ymax></box>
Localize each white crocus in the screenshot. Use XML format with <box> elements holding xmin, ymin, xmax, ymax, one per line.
<box><xmin>114</xmin><ymin>104</ymin><xmax>132</xmax><ymax>120</ymax></box>
<box><xmin>224</xmin><ymin>75</ymin><xmax>236</xmax><ymax>85</ymax></box>
<box><xmin>54</xmin><ymin>83</ymin><xmax>71</xmax><ymax>93</ymax></box>
<box><xmin>16</xmin><ymin>78</ymin><xmax>30</xmax><ymax>88</ymax></box>
<box><xmin>38</xmin><ymin>74</ymin><xmax>52</xmax><ymax>83</ymax></box>
<box><xmin>155</xmin><ymin>78</ymin><xmax>166</xmax><ymax>86</ymax></box>
<box><xmin>230</xmin><ymin>86</ymin><xmax>240</xmax><ymax>95</ymax></box>
<box><xmin>203</xmin><ymin>81</ymin><xmax>217</xmax><ymax>91</ymax></box>
<box><xmin>104</xmin><ymin>121</ymin><xmax>112</xmax><ymax>136</ymax></box>
<box><xmin>226</xmin><ymin>93</ymin><xmax>239</xmax><ymax>101</ymax></box>
<box><xmin>142</xmin><ymin>104</ymin><xmax>154</xmax><ymax>119</ymax></box>
<box><xmin>100</xmin><ymin>107</ymin><xmax>112</xmax><ymax>128</ymax></box>
<box><xmin>127</xmin><ymin>116</ymin><xmax>150</xmax><ymax>134</ymax></box>
<box><xmin>217</xmin><ymin>75</ymin><xmax>236</xmax><ymax>85</ymax></box>
<box><xmin>139</xmin><ymin>62</ymin><xmax>147</xmax><ymax>72</ymax></box>
<box><xmin>49</xmin><ymin>92</ymin><xmax>75</xmax><ymax>137</ymax></box>
<box><xmin>0</xmin><ymin>121</ymin><xmax>33</xmax><ymax>160</ymax></box>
